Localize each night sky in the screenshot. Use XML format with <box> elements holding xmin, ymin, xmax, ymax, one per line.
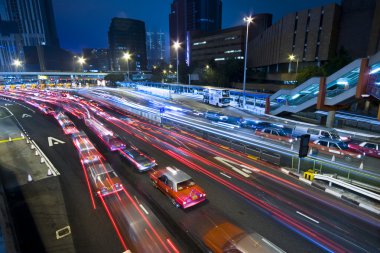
<box><xmin>52</xmin><ymin>0</ymin><xmax>341</xmax><ymax>53</ymax></box>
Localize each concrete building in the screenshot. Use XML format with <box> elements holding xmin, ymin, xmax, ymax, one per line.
<box><xmin>82</xmin><ymin>48</ymin><xmax>110</xmax><ymax>72</ymax></box>
<box><xmin>108</xmin><ymin>18</ymin><xmax>147</xmax><ymax>71</ymax></box>
<box><xmin>250</xmin><ymin>3</ymin><xmax>340</xmax><ymax>74</ymax></box>
<box><xmin>0</xmin><ymin>0</ymin><xmax>60</xmax><ymax>71</ymax></box>
<box><xmin>169</xmin><ymin>0</ymin><xmax>222</xmax><ymax>65</ymax></box>
<box><xmin>248</xmin><ymin>0</ymin><xmax>380</xmax><ymax>84</ymax></box>
<box><xmin>23</xmin><ymin>45</ymin><xmax>73</xmax><ymax>71</ymax></box>
<box><xmin>191</xmin><ymin>13</ymin><xmax>272</xmax><ymax>66</ymax></box>
<box><xmin>146</xmin><ymin>31</ymin><xmax>166</xmax><ymax>69</ymax></box>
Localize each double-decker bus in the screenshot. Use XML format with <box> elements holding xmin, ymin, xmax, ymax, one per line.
<box><xmin>203</xmin><ymin>88</ymin><xmax>231</xmax><ymax>107</ymax></box>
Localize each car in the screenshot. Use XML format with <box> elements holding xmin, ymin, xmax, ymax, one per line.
<box><xmin>85</xmin><ymin>161</ymin><xmax>123</xmax><ymax>196</ymax></box>
<box><xmin>348</xmin><ymin>142</ymin><xmax>380</xmax><ymax>159</ymax></box>
<box><xmin>255</xmin><ymin>127</ymin><xmax>295</xmax><ymax>143</ymax></box>
<box><xmin>102</xmin><ymin>134</ymin><xmax>126</xmax><ymax>151</ymax></box>
<box><xmin>203</xmin><ymin>222</ymin><xmax>285</xmax><ymax>253</ymax></box>
<box><xmin>309</xmin><ymin>138</ymin><xmax>363</xmax><ymax>162</ymax></box>
<box><xmin>241</xmin><ymin>119</ymin><xmax>273</xmax><ymax>130</ymax></box>
<box><xmin>41</xmin><ymin>106</ymin><xmax>55</xmax><ymax>115</ymax></box>
<box><xmin>72</xmin><ymin>132</ymin><xmax>97</xmax><ymax>152</ymax></box>
<box><xmin>80</xmin><ymin>149</ymin><xmax>102</xmax><ymax>164</ymax></box>
<box><xmin>150</xmin><ymin>167</ymin><xmax>206</xmax><ymax>209</ymax></box>
<box><xmin>119</xmin><ymin>146</ymin><xmax>157</xmax><ymax>172</ymax></box>
<box><xmin>204</xmin><ymin>111</ymin><xmax>227</xmax><ymax>121</ymax></box>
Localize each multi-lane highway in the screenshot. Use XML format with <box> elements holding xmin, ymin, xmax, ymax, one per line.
<box><xmin>1</xmin><ymin>87</ymin><xmax>379</xmax><ymax>253</ymax></box>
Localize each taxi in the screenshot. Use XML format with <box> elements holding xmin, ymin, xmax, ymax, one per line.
<box><xmin>150</xmin><ymin>167</ymin><xmax>206</xmax><ymax>209</ymax></box>
<box><xmin>255</xmin><ymin>127</ymin><xmax>295</xmax><ymax>143</ymax></box>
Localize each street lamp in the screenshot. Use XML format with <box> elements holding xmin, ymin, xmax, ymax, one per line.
<box><xmin>77</xmin><ymin>56</ymin><xmax>86</xmax><ymax>72</ymax></box>
<box><xmin>242</xmin><ymin>16</ymin><xmax>253</xmax><ymax>108</ymax></box>
<box><xmin>123</xmin><ymin>52</ymin><xmax>131</xmax><ymax>81</ymax></box>
<box><xmin>288</xmin><ymin>54</ymin><xmax>299</xmax><ymax>79</ymax></box>
<box><xmin>12</xmin><ymin>59</ymin><xmax>22</xmax><ymax>72</ymax></box>
<box><xmin>173</xmin><ymin>41</ymin><xmax>180</xmax><ymax>84</ymax></box>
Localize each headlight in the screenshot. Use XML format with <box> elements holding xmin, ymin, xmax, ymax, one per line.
<box><xmin>357</xmin><ymin>154</ymin><xmax>362</xmax><ymax>158</ymax></box>
<box><xmin>289</xmin><ymin>139</ymin><xmax>293</xmax><ymax>143</ymax></box>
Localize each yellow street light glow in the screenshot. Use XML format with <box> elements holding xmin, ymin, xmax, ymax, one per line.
<box><xmin>12</xmin><ymin>59</ymin><xmax>22</xmax><ymax>67</ymax></box>
<box><xmin>77</xmin><ymin>57</ymin><xmax>86</xmax><ymax>65</ymax></box>
<box><xmin>163</xmin><ymin>70</ymin><xmax>167</xmax><ymax>74</ymax></box>
<box><xmin>169</xmin><ymin>64</ymin><xmax>173</xmax><ymax>69</ymax></box>
<box><xmin>173</xmin><ymin>41</ymin><xmax>181</xmax><ymax>50</ymax></box>
<box><xmin>206</xmin><ymin>65</ymin><xmax>210</xmax><ymax>69</ymax></box>
<box><xmin>288</xmin><ymin>54</ymin><xmax>296</xmax><ymax>61</ymax></box>
<box><xmin>123</xmin><ymin>52</ymin><xmax>131</xmax><ymax>61</ymax></box>
<box><xmin>244</xmin><ymin>16</ymin><xmax>254</xmax><ymax>23</ymax></box>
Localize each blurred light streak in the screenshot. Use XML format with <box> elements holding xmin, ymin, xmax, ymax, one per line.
<box><xmin>99</xmin><ymin>193</ymin><xmax>129</xmax><ymax>251</ymax></box>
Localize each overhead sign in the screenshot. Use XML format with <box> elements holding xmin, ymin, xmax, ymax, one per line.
<box><xmin>48</xmin><ymin>137</ymin><xmax>65</xmax><ymax>147</ymax></box>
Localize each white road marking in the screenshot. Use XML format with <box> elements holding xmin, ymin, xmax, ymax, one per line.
<box><xmin>48</xmin><ymin>136</ymin><xmax>66</xmax><ymax>147</ymax></box>
<box><xmin>22</xmin><ymin>113</ymin><xmax>32</xmax><ymax>118</ymax></box>
<box><xmin>296</xmin><ymin>211</ymin><xmax>319</xmax><ymax>224</ymax></box>
<box><xmin>214</xmin><ymin>157</ymin><xmax>250</xmax><ymax>178</ymax></box>
<box><xmin>139</xmin><ymin>204</ymin><xmax>149</xmax><ymax>215</ymax></box>
<box><xmin>220</xmin><ymin>172</ymin><xmax>231</xmax><ymax>179</ymax></box>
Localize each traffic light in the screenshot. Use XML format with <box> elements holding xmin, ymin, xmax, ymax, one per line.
<box><xmin>298</xmin><ymin>134</ymin><xmax>310</xmax><ymax>158</ymax></box>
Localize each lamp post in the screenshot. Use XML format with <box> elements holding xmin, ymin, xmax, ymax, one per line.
<box><xmin>288</xmin><ymin>54</ymin><xmax>299</xmax><ymax>79</ymax></box>
<box><xmin>123</xmin><ymin>52</ymin><xmax>131</xmax><ymax>81</ymax></box>
<box><xmin>12</xmin><ymin>59</ymin><xmax>22</xmax><ymax>72</ymax></box>
<box><xmin>173</xmin><ymin>41</ymin><xmax>180</xmax><ymax>84</ymax></box>
<box><xmin>77</xmin><ymin>56</ymin><xmax>85</xmax><ymax>72</ymax></box>
<box><xmin>242</xmin><ymin>16</ymin><xmax>253</xmax><ymax>109</ymax></box>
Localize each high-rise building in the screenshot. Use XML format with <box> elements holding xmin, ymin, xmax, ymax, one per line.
<box><xmin>0</xmin><ymin>0</ymin><xmax>60</xmax><ymax>71</ymax></box>
<box><xmin>82</xmin><ymin>48</ymin><xmax>110</xmax><ymax>72</ymax></box>
<box><xmin>146</xmin><ymin>31</ymin><xmax>166</xmax><ymax>69</ymax></box>
<box><xmin>108</xmin><ymin>17</ymin><xmax>147</xmax><ymax>72</ymax></box>
<box><xmin>169</xmin><ymin>0</ymin><xmax>222</xmax><ymax>65</ymax></box>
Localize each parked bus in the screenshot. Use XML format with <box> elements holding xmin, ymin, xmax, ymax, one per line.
<box><xmin>203</xmin><ymin>88</ymin><xmax>231</xmax><ymax>107</ymax></box>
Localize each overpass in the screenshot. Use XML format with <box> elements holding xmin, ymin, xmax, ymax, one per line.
<box><xmin>269</xmin><ymin>51</ymin><xmax>380</xmax><ymax>123</ymax></box>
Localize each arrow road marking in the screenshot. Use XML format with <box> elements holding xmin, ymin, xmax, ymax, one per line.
<box><xmin>48</xmin><ymin>137</ymin><xmax>65</xmax><ymax>147</ymax></box>
<box><xmin>22</xmin><ymin>114</ymin><xmax>32</xmax><ymax>118</ymax></box>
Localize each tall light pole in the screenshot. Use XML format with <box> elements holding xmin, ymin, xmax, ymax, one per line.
<box><xmin>288</xmin><ymin>54</ymin><xmax>299</xmax><ymax>79</ymax></box>
<box><xmin>123</xmin><ymin>52</ymin><xmax>131</xmax><ymax>81</ymax></box>
<box><xmin>173</xmin><ymin>41</ymin><xmax>180</xmax><ymax>84</ymax></box>
<box><xmin>77</xmin><ymin>56</ymin><xmax>86</xmax><ymax>72</ymax></box>
<box><xmin>242</xmin><ymin>16</ymin><xmax>253</xmax><ymax>108</ymax></box>
<box><xmin>12</xmin><ymin>59</ymin><xmax>22</xmax><ymax>72</ymax></box>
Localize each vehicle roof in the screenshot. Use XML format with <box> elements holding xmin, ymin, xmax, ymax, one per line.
<box><xmin>317</xmin><ymin>137</ymin><xmax>343</xmax><ymax>143</ymax></box>
<box><xmin>86</xmin><ymin>162</ymin><xmax>113</xmax><ymax>175</ymax></box>
<box><xmin>161</xmin><ymin>167</ymin><xmax>191</xmax><ymax>183</ymax></box>
<box><xmin>262</xmin><ymin>127</ymin><xmax>284</xmax><ymax>131</ymax></box>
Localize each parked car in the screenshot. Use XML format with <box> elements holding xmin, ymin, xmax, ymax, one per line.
<box><xmin>291</xmin><ymin>125</ymin><xmax>350</xmax><ymax>142</ymax></box>
<box><xmin>204</xmin><ymin>111</ymin><xmax>227</xmax><ymax>121</ymax></box>
<box><xmin>348</xmin><ymin>142</ymin><xmax>380</xmax><ymax>159</ymax></box>
<box><xmin>150</xmin><ymin>167</ymin><xmax>206</xmax><ymax>209</ymax></box>
<box><xmin>309</xmin><ymin>138</ymin><xmax>363</xmax><ymax>162</ymax></box>
<box><xmin>255</xmin><ymin>127</ymin><xmax>295</xmax><ymax>143</ymax></box>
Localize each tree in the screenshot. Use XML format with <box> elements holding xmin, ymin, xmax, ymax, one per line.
<box><xmin>323</xmin><ymin>47</ymin><xmax>352</xmax><ymax>75</ymax></box>
<box><xmin>296</xmin><ymin>66</ymin><xmax>326</xmax><ymax>84</ymax></box>
<box><xmin>104</xmin><ymin>73</ymin><xmax>124</xmax><ymax>86</ymax></box>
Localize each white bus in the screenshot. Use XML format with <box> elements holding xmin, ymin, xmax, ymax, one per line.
<box><xmin>203</xmin><ymin>88</ymin><xmax>231</xmax><ymax>107</ymax></box>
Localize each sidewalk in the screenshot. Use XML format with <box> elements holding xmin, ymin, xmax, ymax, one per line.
<box><xmin>281</xmin><ymin>167</ymin><xmax>380</xmax><ymax>215</ymax></box>
<box><xmin>0</xmin><ymin>108</ymin><xmax>75</xmax><ymax>253</ymax></box>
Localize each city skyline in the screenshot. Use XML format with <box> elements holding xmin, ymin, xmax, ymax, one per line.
<box><xmin>52</xmin><ymin>0</ymin><xmax>340</xmax><ymax>53</ymax></box>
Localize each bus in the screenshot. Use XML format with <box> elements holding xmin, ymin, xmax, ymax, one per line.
<box><xmin>203</xmin><ymin>88</ymin><xmax>231</xmax><ymax>107</ymax></box>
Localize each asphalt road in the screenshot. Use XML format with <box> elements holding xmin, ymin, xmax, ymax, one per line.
<box><xmin>88</xmin><ymin>102</ymin><xmax>380</xmax><ymax>252</ymax></box>
<box><xmin>4</xmin><ymin>101</ymin><xmax>124</xmax><ymax>253</ymax></box>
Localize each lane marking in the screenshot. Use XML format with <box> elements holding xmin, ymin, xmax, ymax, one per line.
<box><xmin>296</xmin><ymin>211</ymin><xmax>319</xmax><ymax>224</ymax></box>
<box><xmin>139</xmin><ymin>204</ymin><xmax>149</xmax><ymax>215</ymax></box>
<box><xmin>0</xmin><ymin>137</ymin><xmax>24</xmax><ymax>144</ymax></box>
<box><xmin>48</xmin><ymin>136</ymin><xmax>66</xmax><ymax>147</ymax></box>
<box><xmin>22</xmin><ymin>113</ymin><xmax>32</xmax><ymax>118</ymax></box>
<box><xmin>215</xmin><ymin>157</ymin><xmax>250</xmax><ymax>178</ymax></box>
<box><xmin>220</xmin><ymin>172</ymin><xmax>231</xmax><ymax>179</ymax></box>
